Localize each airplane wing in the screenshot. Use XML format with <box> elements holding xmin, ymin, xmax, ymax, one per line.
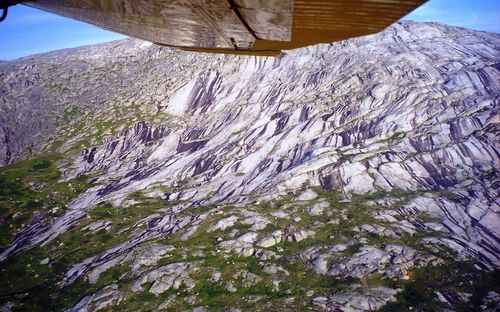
<box><xmin>15</xmin><ymin>0</ymin><xmax>426</xmax><ymax>56</ymax></box>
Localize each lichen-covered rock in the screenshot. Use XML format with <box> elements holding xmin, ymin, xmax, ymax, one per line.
<box><xmin>131</xmin><ymin>262</ymin><xmax>197</xmax><ymax>294</ymax></box>
<box><xmin>307</xmin><ymin>201</ymin><xmax>329</xmax><ymax>216</ymax></box>
<box><xmin>314</xmin><ymin>287</ymin><xmax>400</xmax><ymax>311</ymax></box>
<box><xmin>257</xmin><ymin>230</ymin><xmax>283</xmax><ymax>248</ymax></box>
<box><xmin>129</xmin><ymin>244</ymin><xmax>176</xmax><ymax>273</ymax></box>
<box><xmin>63</xmin><ymin>213</ymin><xmax>206</xmax><ymax>286</ymax></box>
<box><xmin>302</xmin><ymin>243</ymin><xmax>441</xmax><ymax>280</ymax></box>
<box><xmin>240</xmin><ymin>211</ymin><xmax>270</xmax><ymax>231</ymax></box>
<box><xmin>262</xmin><ymin>263</ymin><xmax>289</xmax><ymax>276</ymax></box>
<box><xmin>328</xmin><ymin>246</ymin><xmax>391</xmax><ymax>278</ymax></box>
<box><xmin>354</xmin><ymin>224</ymin><xmax>399</xmax><ymax>238</ymax></box>
<box><xmin>288</xmin><ymin>229</ymin><xmax>315</xmax><ymax>242</ymax></box>
<box><xmin>219</xmin><ymin>232</ymin><xmax>257</xmax><ymax>257</ymax></box>
<box><xmin>209</xmin><ymin>271</ymin><xmax>222</xmax><ymax>283</ymax></box>
<box><xmin>297</xmin><ymin>190</ymin><xmax>318</xmax><ymax>201</ymax></box>
<box><xmin>82</xmin><ymin>220</ymin><xmax>112</xmax><ymax>233</ymax></box>
<box><xmin>233</xmin><ymin>270</ymin><xmax>262</xmax><ymax>288</ymax></box>
<box><xmin>225</xmin><ymin>282</ymin><xmax>237</xmax><ymax>293</ymax></box>
<box><xmin>270</xmin><ymin>210</ymin><xmax>290</xmax><ymax>219</ymax></box>
<box><xmin>208</xmin><ymin>216</ymin><xmax>238</xmax><ymax>232</ymax></box>
<box><xmin>481</xmin><ymin>291</ymin><xmax>500</xmax><ymax>312</ymax></box>
<box><xmin>67</xmin><ymin>284</ymin><xmax>122</xmax><ymax>312</ymax></box>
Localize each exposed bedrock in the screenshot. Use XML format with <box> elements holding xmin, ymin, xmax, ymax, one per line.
<box><xmin>0</xmin><ymin>21</ymin><xmax>499</xmax><ymax>281</ymax></box>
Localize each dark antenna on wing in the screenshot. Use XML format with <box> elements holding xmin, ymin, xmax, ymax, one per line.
<box><xmin>0</xmin><ymin>0</ymin><xmax>8</xmax><ymax>22</ymax></box>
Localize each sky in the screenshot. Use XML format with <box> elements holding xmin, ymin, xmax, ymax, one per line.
<box><xmin>0</xmin><ymin>1</ymin><xmax>499</xmax><ymax>61</ymax></box>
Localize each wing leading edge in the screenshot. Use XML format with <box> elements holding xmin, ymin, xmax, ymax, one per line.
<box><xmin>19</xmin><ymin>0</ymin><xmax>426</xmax><ymax>56</ymax></box>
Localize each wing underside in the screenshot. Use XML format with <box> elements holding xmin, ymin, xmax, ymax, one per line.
<box><xmin>19</xmin><ymin>0</ymin><xmax>426</xmax><ymax>56</ymax></box>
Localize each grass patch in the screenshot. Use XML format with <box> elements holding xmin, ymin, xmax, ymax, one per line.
<box><xmin>0</xmin><ymin>155</ymin><xmax>92</xmax><ymax>247</ymax></box>
<box><xmin>380</xmin><ymin>263</ymin><xmax>500</xmax><ymax>312</ymax></box>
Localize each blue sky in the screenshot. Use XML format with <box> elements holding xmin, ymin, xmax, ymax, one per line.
<box><xmin>405</xmin><ymin>0</ymin><xmax>500</xmax><ymax>33</ymax></box>
<box><xmin>0</xmin><ymin>1</ymin><xmax>499</xmax><ymax>60</ymax></box>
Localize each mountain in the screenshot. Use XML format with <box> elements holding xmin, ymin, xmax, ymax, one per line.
<box><xmin>0</xmin><ymin>21</ymin><xmax>499</xmax><ymax>311</ymax></box>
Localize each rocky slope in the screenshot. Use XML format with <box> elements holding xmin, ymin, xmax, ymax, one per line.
<box><xmin>0</xmin><ymin>21</ymin><xmax>499</xmax><ymax>311</ymax></box>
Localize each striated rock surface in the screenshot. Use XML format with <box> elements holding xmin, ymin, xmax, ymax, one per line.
<box><xmin>313</xmin><ymin>287</ymin><xmax>400</xmax><ymax>312</ymax></box>
<box><xmin>131</xmin><ymin>262</ymin><xmax>198</xmax><ymax>294</ymax></box>
<box><xmin>0</xmin><ymin>21</ymin><xmax>499</xmax><ymax>311</ymax></box>
<box><xmin>67</xmin><ymin>284</ymin><xmax>122</xmax><ymax>312</ymax></box>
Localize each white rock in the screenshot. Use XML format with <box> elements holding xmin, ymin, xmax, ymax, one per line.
<box><xmin>257</xmin><ymin>230</ymin><xmax>283</xmax><ymax>248</ymax></box>
<box><xmin>67</xmin><ymin>284</ymin><xmax>122</xmax><ymax>312</ymax></box>
<box><xmin>208</xmin><ymin>216</ymin><xmax>238</xmax><ymax>232</ymax></box>
<box><xmin>82</xmin><ymin>220</ymin><xmax>112</xmax><ymax>233</ymax></box>
<box><xmin>210</xmin><ymin>271</ymin><xmax>222</xmax><ymax>283</ymax></box>
<box><xmin>270</xmin><ymin>210</ymin><xmax>290</xmax><ymax>219</ymax></box>
<box><xmin>308</xmin><ymin>201</ymin><xmax>329</xmax><ymax>216</ymax></box>
<box><xmin>225</xmin><ymin>282</ymin><xmax>237</xmax><ymax>293</ymax></box>
<box><xmin>297</xmin><ymin>189</ymin><xmax>318</xmax><ymax>201</ymax></box>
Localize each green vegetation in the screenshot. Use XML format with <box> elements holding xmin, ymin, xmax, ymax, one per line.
<box><xmin>0</xmin><ymin>153</ymin><xmax>179</xmax><ymax>311</ymax></box>
<box><xmin>0</xmin><ymin>155</ymin><xmax>91</xmax><ymax>246</ymax></box>
<box><xmin>381</xmin><ymin>264</ymin><xmax>500</xmax><ymax>312</ymax></box>
<box><xmin>385</xmin><ymin>131</ymin><xmax>406</xmax><ymax>143</ymax></box>
<box><xmin>0</xmin><ymin>160</ymin><xmax>496</xmax><ymax>312</ymax></box>
<box><xmin>63</xmin><ymin>106</ymin><xmax>83</xmax><ymax>121</ymax></box>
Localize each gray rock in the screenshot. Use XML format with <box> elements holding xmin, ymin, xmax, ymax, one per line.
<box><xmin>219</xmin><ymin>232</ymin><xmax>257</xmax><ymax>257</ymax></box>
<box><xmin>297</xmin><ymin>190</ymin><xmax>318</xmax><ymax>201</ymax></box>
<box><xmin>241</xmin><ymin>213</ymin><xmax>270</xmax><ymax>231</ymax></box>
<box><xmin>0</xmin><ymin>303</ymin><xmax>13</xmax><ymax>312</ymax></box>
<box><xmin>67</xmin><ymin>284</ymin><xmax>122</xmax><ymax>312</ymax></box>
<box><xmin>158</xmin><ymin>295</ymin><xmax>177</xmax><ymax>310</ymax></box>
<box><xmin>271</xmin><ymin>278</ymin><xmax>281</xmax><ymax>292</ymax></box>
<box><xmin>481</xmin><ymin>291</ymin><xmax>500</xmax><ymax>312</ymax></box>
<box><xmin>225</xmin><ymin>282</ymin><xmax>237</xmax><ymax>293</ymax></box>
<box><xmin>315</xmin><ymin>287</ymin><xmax>399</xmax><ymax>311</ymax></box>
<box><xmin>312</xmin><ymin>296</ymin><xmax>328</xmax><ymax>308</ymax></box>
<box><xmin>130</xmin><ymin>244</ymin><xmax>176</xmax><ymax>273</ymax></box>
<box><xmin>84</xmin><ymin>243</ymin><xmax>175</xmax><ymax>284</ymax></box>
<box><xmin>262</xmin><ymin>263</ymin><xmax>289</xmax><ymax>276</ymax></box>
<box><xmin>312</xmin><ymin>254</ymin><xmax>330</xmax><ymax>274</ymax></box>
<box><xmin>288</xmin><ymin>229</ymin><xmax>315</xmax><ymax>242</ymax></box>
<box><xmin>61</xmin><ymin>213</ymin><xmax>207</xmax><ymax>286</ymax></box>
<box><xmin>354</xmin><ymin>224</ymin><xmax>399</xmax><ymax>238</ymax></box>
<box><xmin>304</xmin><ymin>243</ymin><xmax>441</xmax><ymax>280</ymax></box>
<box><xmin>208</xmin><ymin>216</ymin><xmax>238</xmax><ymax>232</ymax></box>
<box><xmin>270</xmin><ymin>210</ymin><xmax>290</xmax><ymax>219</ymax></box>
<box><xmin>210</xmin><ymin>271</ymin><xmax>222</xmax><ymax>283</ymax></box>
<box><xmin>330</xmin><ymin>244</ymin><xmax>348</xmax><ymax>252</ymax></box>
<box><xmin>181</xmin><ymin>225</ymin><xmax>200</xmax><ymax>241</ymax></box>
<box><xmin>307</xmin><ymin>201</ymin><xmax>329</xmax><ymax>216</ymax></box>
<box><xmin>83</xmin><ymin>220</ymin><xmax>112</xmax><ymax>233</ymax></box>
<box><xmin>254</xmin><ymin>249</ymin><xmax>280</xmax><ymax>261</ymax></box>
<box><xmin>233</xmin><ymin>270</ymin><xmax>262</xmax><ymax>287</ymax></box>
<box><xmin>328</xmin><ymin>246</ymin><xmax>391</xmax><ymax>278</ymax></box>
<box><xmin>257</xmin><ymin>230</ymin><xmax>283</xmax><ymax>248</ymax></box>
<box><xmin>131</xmin><ymin>262</ymin><xmax>197</xmax><ymax>294</ymax></box>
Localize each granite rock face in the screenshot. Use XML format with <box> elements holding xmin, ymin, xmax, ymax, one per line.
<box><xmin>67</xmin><ymin>284</ymin><xmax>122</xmax><ymax>312</ymax></box>
<box><xmin>0</xmin><ymin>21</ymin><xmax>499</xmax><ymax>311</ymax></box>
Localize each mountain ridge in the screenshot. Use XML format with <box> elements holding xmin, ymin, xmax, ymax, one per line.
<box><xmin>0</xmin><ymin>21</ymin><xmax>499</xmax><ymax>311</ymax></box>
